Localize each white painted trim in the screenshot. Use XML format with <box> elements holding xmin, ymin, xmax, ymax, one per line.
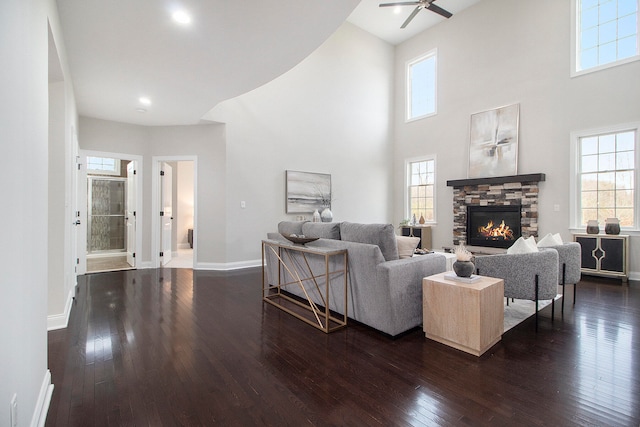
<box><xmin>570</xmin><ymin>0</ymin><xmax>640</xmax><ymax>78</ymax></box>
<box><xmin>195</xmin><ymin>259</ymin><xmax>262</xmax><ymax>271</ymax></box>
<box><xmin>78</xmin><ymin>150</ymin><xmax>144</xmax><ymax>274</ymax></box>
<box><xmin>31</xmin><ymin>370</ymin><xmax>54</xmax><ymax>427</ymax></box>
<box><xmin>137</xmin><ymin>261</ymin><xmax>155</xmax><ymax>269</ymax></box>
<box><xmin>47</xmin><ymin>286</ymin><xmax>75</xmax><ymax>330</ymax></box>
<box><xmin>630</xmin><ymin>271</ymin><xmax>640</xmax><ymax>282</ymax></box>
<box><xmin>403</xmin><ymin>155</ymin><xmax>437</xmax><ymax>223</ymax></box>
<box><xmin>152</xmin><ymin>156</ymin><xmax>198</xmax><ymax>268</ymax></box>
<box><xmin>405</xmin><ymin>48</ymin><xmax>437</xmax><ymax>122</ymax></box>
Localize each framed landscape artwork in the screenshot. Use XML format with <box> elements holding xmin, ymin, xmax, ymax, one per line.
<box><xmin>285</xmin><ymin>170</ymin><xmax>331</xmax><ymax>213</ymax></box>
<box><xmin>468</xmin><ymin>103</ymin><xmax>519</xmax><ymax>178</ymax></box>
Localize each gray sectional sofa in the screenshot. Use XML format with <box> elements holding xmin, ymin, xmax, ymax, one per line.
<box><xmin>265</xmin><ymin>221</ymin><xmax>446</xmax><ymax>337</ymax></box>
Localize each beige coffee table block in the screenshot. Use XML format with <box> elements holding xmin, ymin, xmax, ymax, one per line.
<box><xmin>423</xmin><ymin>272</ymin><xmax>504</xmax><ymax>356</ymax></box>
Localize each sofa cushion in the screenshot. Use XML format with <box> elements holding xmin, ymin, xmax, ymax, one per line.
<box><xmin>301</xmin><ymin>222</ymin><xmax>341</xmax><ymax>240</ymax></box>
<box><xmin>278</xmin><ymin>221</ymin><xmax>307</xmax><ymax>237</ymax></box>
<box><xmin>340</xmin><ymin>222</ymin><xmax>399</xmax><ymax>261</ymax></box>
<box><xmin>396</xmin><ymin>236</ymin><xmax>420</xmax><ymax>259</ymax></box>
<box><xmin>507</xmin><ymin>236</ymin><xmax>539</xmax><ymax>254</ymax></box>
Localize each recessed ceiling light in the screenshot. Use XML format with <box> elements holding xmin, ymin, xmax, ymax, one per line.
<box><xmin>136</xmin><ymin>108</ymin><xmax>147</xmax><ymax>113</ymax></box>
<box><xmin>172</xmin><ymin>10</ymin><xmax>191</xmax><ymax>25</ymax></box>
<box><xmin>139</xmin><ymin>97</ymin><xmax>151</xmax><ymax>106</ymax></box>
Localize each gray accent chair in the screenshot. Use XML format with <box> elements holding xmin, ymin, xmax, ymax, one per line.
<box><xmin>474</xmin><ymin>249</ymin><xmax>559</xmax><ymax>331</ymax></box>
<box><xmin>544</xmin><ymin>242</ymin><xmax>582</xmax><ymax>313</ymax></box>
<box><xmin>265</xmin><ymin>221</ymin><xmax>447</xmax><ymax>337</ymax></box>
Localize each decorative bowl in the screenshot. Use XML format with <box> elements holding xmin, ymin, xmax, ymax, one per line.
<box><xmin>282</xmin><ymin>234</ymin><xmax>319</xmax><ymax>245</ymax></box>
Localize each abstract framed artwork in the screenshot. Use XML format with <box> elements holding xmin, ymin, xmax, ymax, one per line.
<box><xmin>468</xmin><ymin>103</ymin><xmax>519</xmax><ymax>178</ymax></box>
<box><xmin>285</xmin><ymin>170</ymin><xmax>331</xmax><ymax>213</ymax></box>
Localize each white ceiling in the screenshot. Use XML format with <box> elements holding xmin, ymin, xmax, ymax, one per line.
<box><xmin>348</xmin><ymin>0</ymin><xmax>481</xmax><ymax>45</ymax></box>
<box><xmin>55</xmin><ymin>0</ymin><xmax>480</xmax><ymax>127</ymax></box>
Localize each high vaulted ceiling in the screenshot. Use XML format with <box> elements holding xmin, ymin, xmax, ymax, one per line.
<box><xmin>56</xmin><ymin>0</ymin><xmax>480</xmax><ymax>127</ymax></box>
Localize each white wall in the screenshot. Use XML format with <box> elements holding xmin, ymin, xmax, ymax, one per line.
<box><xmin>79</xmin><ymin>118</ymin><xmax>226</xmax><ymax>266</ymax></box>
<box><xmin>393</xmin><ymin>0</ymin><xmax>640</xmax><ymax>277</ymax></box>
<box><xmin>209</xmin><ymin>22</ymin><xmax>395</xmax><ymax>263</ymax></box>
<box><xmin>1</xmin><ymin>0</ymin><xmax>57</xmax><ymax>425</ymax></box>
<box><xmin>47</xmin><ymin>0</ymin><xmax>80</xmax><ymax>331</ymax></box>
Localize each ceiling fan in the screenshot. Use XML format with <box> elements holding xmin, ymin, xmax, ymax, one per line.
<box><xmin>379</xmin><ymin>0</ymin><xmax>453</xmax><ymax>29</ymax></box>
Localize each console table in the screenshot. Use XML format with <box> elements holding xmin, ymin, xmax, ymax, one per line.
<box><xmin>573</xmin><ymin>233</ymin><xmax>629</xmax><ymax>282</ymax></box>
<box><xmin>261</xmin><ymin>239</ymin><xmax>348</xmax><ymax>333</ymax></box>
<box><xmin>423</xmin><ymin>272</ymin><xmax>504</xmax><ymax>356</ymax></box>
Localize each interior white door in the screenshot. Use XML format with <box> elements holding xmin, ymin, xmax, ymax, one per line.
<box><xmin>161</xmin><ymin>162</ymin><xmax>173</xmax><ymax>265</ymax></box>
<box><xmin>126</xmin><ymin>162</ymin><xmax>136</xmax><ymax>267</ymax></box>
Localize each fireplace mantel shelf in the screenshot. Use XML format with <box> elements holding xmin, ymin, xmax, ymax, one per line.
<box><xmin>446</xmin><ymin>173</ymin><xmax>545</xmax><ymax>187</ymax></box>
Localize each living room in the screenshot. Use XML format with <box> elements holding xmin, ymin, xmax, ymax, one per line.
<box><xmin>3</xmin><ymin>0</ymin><xmax>640</xmax><ymax>425</ymax></box>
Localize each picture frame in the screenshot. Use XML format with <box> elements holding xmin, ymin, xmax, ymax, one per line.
<box><xmin>285</xmin><ymin>170</ymin><xmax>331</xmax><ymax>214</ymax></box>
<box><xmin>468</xmin><ymin>103</ymin><xmax>519</xmax><ymax>178</ymax></box>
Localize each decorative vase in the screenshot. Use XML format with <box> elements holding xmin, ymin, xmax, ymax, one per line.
<box><xmin>605</xmin><ymin>218</ymin><xmax>620</xmax><ymax>235</ymax></box>
<box><xmin>312</xmin><ymin>209</ymin><xmax>321</xmax><ymax>223</ymax></box>
<box><xmin>419</xmin><ymin>215</ymin><xmax>425</xmax><ymax>225</ymax></box>
<box><xmin>320</xmin><ymin>207</ymin><xmax>333</xmax><ymax>223</ymax></box>
<box><xmin>586</xmin><ymin>220</ymin><xmax>599</xmax><ymax>234</ymax></box>
<box><xmin>453</xmin><ymin>260</ymin><xmax>475</xmax><ymax>278</ymax></box>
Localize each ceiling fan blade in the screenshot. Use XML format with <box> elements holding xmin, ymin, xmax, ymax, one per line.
<box><xmin>379</xmin><ymin>2</ymin><xmax>420</xmax><ymax>7</ymax></box>
<box><xmin>426</xmin><ymin>3</ymin><xmax>453</xmax><ymax>18</ymax></box>
<box><xmin>401</xmin><ymin>6</ymin><xmax>422</xmax><ymax>29</ymax></box>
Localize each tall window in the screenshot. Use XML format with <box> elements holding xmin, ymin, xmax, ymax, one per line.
<box><xmin>407</xmin><ymin>50</ymin><xmax>437</xmax><ymax>121</ymax></box>
<box><xmin>576</xmin><ymin>127</ymin><xmax>637</xmax><ymax>228</ymax></box>
<box><xmin>574</xmin><ymin>0</ymin><xmax>639</xmax><ymax>74</ymax></box>
<box><xmin>407</xmin><ymin>159</ymin><xmax>435</xmax><ymax>222</ymax></box>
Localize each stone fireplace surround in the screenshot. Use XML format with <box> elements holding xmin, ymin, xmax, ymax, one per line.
<box><xmin>446</xmin><ymin>174</ymin><xmax>546</xmax><ymax>248</ymax></box>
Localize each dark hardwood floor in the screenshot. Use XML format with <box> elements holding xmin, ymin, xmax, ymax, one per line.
<box><xmin>46</xmin><ymin>268</ymin><xmax>640</xmax><ymax>426</ymax></box>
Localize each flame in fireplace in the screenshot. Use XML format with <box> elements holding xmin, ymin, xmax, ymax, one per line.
<box><xmin>478</xmin><ymin>220</ymin><xmax>515</xmax><ymax>241</ymax></box>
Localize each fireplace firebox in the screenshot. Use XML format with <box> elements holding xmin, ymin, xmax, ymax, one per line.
<box><xmin>466</xmin><ymin>205</ymin><xmax>521</xmax><ymax>248</ymax></box>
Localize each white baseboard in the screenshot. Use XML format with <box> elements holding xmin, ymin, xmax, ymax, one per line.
<box><xmin>629</xmin><ymin>270</ymin><xmax>639</xmax><ymax>282</ymax></box>
<box><xmin>47</xmin><ymin>287</ymin><xmax>76</xmax><ymax>331</ymax></box>
<box><xmin>195</xmin><ymin>259</ymin><xmax>262</xmax><ymax>271</ymax></box>
<box><xmin>31</xmin><ymin>369</ymin><xmax>54</xmax><ymax>427</ymax></box>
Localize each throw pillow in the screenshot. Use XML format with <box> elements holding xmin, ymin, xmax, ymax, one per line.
<box><xmin>537</xmin><ymin>233</ymin><xmax>564</xmax><ymax>247</ymax></box>
<box><xmin>507</xmin><ymin>236</ymin><xmax>539</xmax><ymax>254</ymax></box>
<box><xmin>396</xmin><ymin>236</ymin><xmax>420</xmax><ymax>259</ymax></box>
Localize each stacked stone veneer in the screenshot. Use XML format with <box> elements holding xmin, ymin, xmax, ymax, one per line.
<box><xmin>452</xmin><ymin>181</ymin><xmax>540</xmax><ymax>246</ymax></box>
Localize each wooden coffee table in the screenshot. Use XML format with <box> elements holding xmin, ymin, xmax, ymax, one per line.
<box><xmin>423</xmin><ymin>272</ymin><xmax>504</xmax><ymax>356</ymax></box>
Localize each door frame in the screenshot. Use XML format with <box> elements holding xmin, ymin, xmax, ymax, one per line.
<box><xmin>152</xmin><ymin>155</ymin><xmax>198</xmax><ymax>268</ymax></box>
<box><xmin>78</xmin><ymin>150</ymin><xmax>143</xmax><ymax>274</ymax></box>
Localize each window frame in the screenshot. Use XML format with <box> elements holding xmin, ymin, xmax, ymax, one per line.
<box><xmin>87</xmin><ymin>156</ymin><xmax>121</xmax><ymax>176</ymax></box>
<box><xmin>570</xmin><ymin>122</ymin><xmax>640</xmax><ymax>233</ymax></box>
<box><xmin>404</xmin><ymin>156</ymin><xmax>437</xmax><ymax>224</ymax></box>
<box><xmin>571</xmin><ymin>0</ymin><xmax>640</xmax><ymax>77</ymax></box>
<box><xmin>406</xmin><ymin>49</ymin><xmax>438</xmax><ymax>122</ymax></box>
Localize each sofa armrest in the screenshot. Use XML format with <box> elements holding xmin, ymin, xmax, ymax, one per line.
<box><xmin>547</xmin><ymin>242</ymin><xmax>581</xmax><ymax>285</ymax></box>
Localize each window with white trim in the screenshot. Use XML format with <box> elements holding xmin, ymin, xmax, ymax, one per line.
<box><xmin>87</xmin><ymin>156</ymin><xmax>121</xmax><ymax>176</ymax></box>
<box><xmin>573</xmin><ymin>0</ymin><xmax>639</xmax><ymax>75</ymax></box>
<box><xmin>407</xmin><ymin>158</ymin><xmax>435</xmax><ymax>222</ymax></box>
<box><xmin>575</xmin><ymin>125</ymin><xmax>638</xmax><ymax>229</ymax></box>
<box><xmin>407</xmin><ymin>50</ymin><xmax>437</xmax><ymax>121</ymax></box>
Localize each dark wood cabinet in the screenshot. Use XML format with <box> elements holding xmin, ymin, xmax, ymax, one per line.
<box><xmin>573</xmin><ymin>233</ymin><xmax>628</xmax><ymax>282</ymax></box>
<box><xmin>400</xmin><ymin>225</ymin><xmax>432</xmax><ymax>250</ymax></box>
